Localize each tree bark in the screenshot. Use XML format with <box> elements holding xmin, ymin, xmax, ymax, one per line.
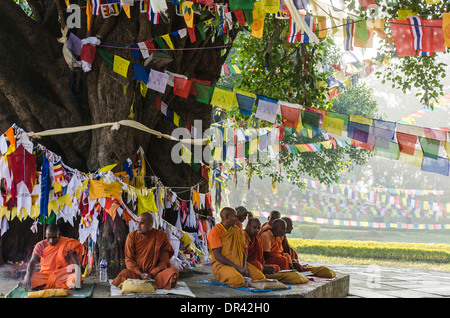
<box><xmin>0</xmin><ymin>0</ymin><xmax>237</xmax><ymax>265</ymax></box>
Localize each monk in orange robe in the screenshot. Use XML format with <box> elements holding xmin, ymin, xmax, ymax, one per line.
<box><xmin>112</xmin><ymin>212</ymin><xmax>179</xmax><ymax>290</ymax></box>
<box><xmin>23</xmin><ymin>224</ymin><xmax>83</xmax><ymax>290</ymax></box>
<box><xmin>259</xmin><ymin>218</ymin><xmax>294</xmax><ymax>270</ymax></box>
<box><xmin>207</xmin><ymin>207</ymin><xmax>265</xmax><ymax>287</ymax></box>
<box><xmin>244</xmin><ymin>218</ymin><xmax>279</xmax><ymax>274</ymax></box>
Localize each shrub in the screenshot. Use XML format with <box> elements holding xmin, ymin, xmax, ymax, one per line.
<box><xmin>295</xmin><ymin>225</ymin><xmax>320</xmax><ymax>239</ymax></box>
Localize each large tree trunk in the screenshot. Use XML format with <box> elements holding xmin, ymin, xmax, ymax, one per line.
<box><xmin>0</xmin><ymin>0</ymin><xmax>237</xmax><ymax>268</ymax></box>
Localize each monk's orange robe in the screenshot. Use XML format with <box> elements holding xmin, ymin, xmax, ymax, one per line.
<box><xmin>112</xmin><ymin>229</ymin><xmax>179</xmax><ymax>290</ymax></box>
<box><xmin>259</xmin><ymin>227</ymin><xmax>292</xmax><ymax>270</ymax></box>
<box><xmin>244</xmin><ymin>232</ymin><xmax>280</xmax><ymax>274</ymax></box>
<box><xmin>28</xmin><ymin>236</ymin><xmax>84</xmax><ymax>290</ymax></box>
<box><xmin>282</xmin><ymin>235</ymin><xmax>299</xmax><ymax>261</ymax></box>
<box><xmin>208</xmin><ymin>223</ymin><xmax>265</xmax><ymax>287</ymax></box>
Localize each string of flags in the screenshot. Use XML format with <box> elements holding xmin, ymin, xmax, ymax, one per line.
<box><xmin>252</xmin><ymin>210</ymin><xmax>450</xmax><ymax>230</ymax></box>
<box><xmin>0</xmin><ymin>124</ymin><xmax>215</xmax><ymax>269</ymax></box>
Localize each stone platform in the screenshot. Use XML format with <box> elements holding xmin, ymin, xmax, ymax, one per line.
<box><xmin>89</xmin><ymin>265</ymin><xmax>350</xmax><ymax>299</ymax></box>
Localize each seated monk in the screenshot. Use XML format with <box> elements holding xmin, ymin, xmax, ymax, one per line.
<box><xmin>207</xmin><ymin>207</ymin><xmax>265</xmax><ymax>287</ymax></box>
<box><xmin>244</xmin><ymin>218</ymin><xmax>279</xmax><ymax>275</ymax></box>
<box><xmin>112</xmin><ymin>212</ymin><xmax>179</xmax><ymax>290</ymax></box>
<box><xmin>235</xmin><ymin>206</ymin><xmax>253</xmax><ymax>230</ymax></box>
<box><xmin>259</xmin><ymin>218</ymin><xmax>293</xmax><ymax>271</ymax></box>
<box><xmin>259</xmin><ymin>210</ymin><xmax>281</xmax><ymax>233</ymax></box>
<box><xmin>23</xmin><ymin>224</ymin><xmax>83</xmax><ymax>291</ymax></box>
<box><xmin>282</xmin><ymin>216</ymin><xmax>336</xmax><ymax>278</ymax></box>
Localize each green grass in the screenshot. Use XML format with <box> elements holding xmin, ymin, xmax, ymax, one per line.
<box><xmin>298</xmin><ymin>253</ymin><xmax>450</xmax><ymax>272</ymax></box>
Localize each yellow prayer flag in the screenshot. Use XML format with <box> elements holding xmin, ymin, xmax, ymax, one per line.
<box><xmin>315</xmin><ymin>16</ymin><xmax>327</xmax><ymax>38</ymax></box>
<box><xmin>349</xmin><ymin>114</ymin><xmax>372</xmax><ymax>126</ymax></box>
<box><xmin>398</xmin><ymin>148</ymin><xmax>424</xmax><ymax>167</ymax></box>
<box><xmin>48</xmin><ymin>200</ymin><xmax>59</xmax><ymax>214</ymax></box>
<box><xmin>444</xmin><ymin>141</ymin><xmax>450</xmax><ymax>160</ymax></box>
<box><xmin>397</xmin><ymin>10</ymin><xmax>418</xmax><ymax>19</ymax></box>
<box><xmin>213</xmin><ymin>147</ymin><xmax>223</xmax><ymax>161</ymax></box>
<box><xmin>181</xmin><ymin>1</ymin><xmax>194</xmax><ymax>28</ymax></box>
<box><xmin>138</xmin><ymin>193</ymin><xmax>158</xmax><ymax>214</ymax></box>
<box><xmin>232</xmin><ymin>65</ymin><xmax>241</xmax><ymax>74</ymax></box>
<box><xmin>86</xmin><ymin>0</ymin><xmax>92</xmax><ymax>31</ymax></box>
<box><xmin>140</xmin><ymin>81</ymin><xmax>148</xmax><ymax>97</ymax></box>
<box><xmin>161</xmin><ymin>34</ymin><xmax>174</xmax><ymax>50</ymax></box>
<box><xmin>425</xmin><ymin>0</ymin><xmax>440</xmax><ymax>4</ymax></box>
<box><xmin>89</xmin><ymin>180</ymin><xmax>122</xmax><ymax>200</ymax></box>
<box><xmin>173</xmin><ymin>112</ymin><xmax>180</xmax><ymax>127</ymax></box>
<box><xmin>30</xmin><ymin>205</ymin><xmax>40</xmax><ymax>219</ymax></box>
<box><xmin>251</xmin><ymin>0</ymin><xmax>265</xmax><ymax>38</ymax></box>
<box><xmin>181</xmin><ymin>146</ymin><xmax>192</xmax><ymax>164</ymax></box>
<box><xmin>443</xmin><ymin>13</ymin><xmax>450</xmax><ymax>47</ymax></box>
<box><xmin>98</xmin><ymin>164</ymin><xmax>117</xmax><ymax>173</ymax></box>
<box><xmin>210</xmin><ymin>87</ymin><xmax>234</xmax><ymax>111</ymax></box>
<box><xmin>113</xmin><ymin>55</ymin><xmax>130</xmax><ymax>78</ymax></box>
<box><xmin>322</xmin><ymin>115</ymin><xmax>344</xmax><ymax>136</ymax></box>
<box><xmin>123</xmin><ymin>5</ymin><xmax>131</xmax><ymax>18</ymax></box>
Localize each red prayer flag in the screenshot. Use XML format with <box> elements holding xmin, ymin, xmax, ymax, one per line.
<box><xmin>279</xmin><ymin>103</ymin><xmax>302</xmax><ymax>129</ymax></box>
<box><xmin>396</xmin><ymin>132</ymin><xmax>417</xmax><ymax>155</ymax></box>
<box><xmin>421</xmin><ymin>19</ymin><xmax>446</xmax><ymax>53</ymax></box>
<box><xmin>389</xmin><ymin>20</ymin><xmax>415</xmax><ymax>56</ymax></box>
<box><xmin>173</xmin><ymin>76</ymin><xmax>192</xmax><ymax>99</ymax></box>
<box><xmin>80</xmin><ymin>44</ymin><xmax>97</xmax><ymax>64</ymax></box>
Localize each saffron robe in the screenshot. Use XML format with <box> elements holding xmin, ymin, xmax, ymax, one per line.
<box><xmin>244</xmin><ymin>231</ymin><xmax>280</xmax><ymax>273</ymax></box>
<box><xmin>27</xmin><ymin>236</ymin><xmax>83</xmax><ymax>290</ymax></box>
<box><xmin>112</xmin><ymin>229</ymin><xmax>179</xmax><ymax>290</ymax></box>
<box><xmin>259</xmin><ymin>226</ymin><xmax>292</xmax><ymax>270</ymax></box>
<box><xmin>208</xmin><ymin>223</ymin><xmax>265</xmax><ymax>287</ymax></box>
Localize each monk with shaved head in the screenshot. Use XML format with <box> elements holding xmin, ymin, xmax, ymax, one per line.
<box><xmin>207</xmin><ymin>207</ymin><xmax>265</xmax><ymax>287</ymax></box>
<box><xmin>112</xmin><ymin>212</ymin><xmax>179</xmax><ymax>290</ymax></box>
<box><xmin>24</xmin><ymin>224</ymin><xmax>83</xmax><ymax>290</ymax></box>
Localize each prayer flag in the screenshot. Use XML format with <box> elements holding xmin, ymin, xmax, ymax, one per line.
<box><xmin>161</xmin><ymin>34</ymin><xmax>174</xmax><ymax>50</ymax></box>
<box><xmin>133</xmin><ymin>64</ymin><xmax>150</xmax><ymax>83</ymax></box>
<box><xmin>229</xmin><ymin>0</ymin><xmax>254</xmax><ymax>11</ymax></box>
<box><xmin>421</xmin><ymin>19</ymin><xmax>445</xmax><ymax>53</ymax></box>
<box><xmin>301</xmin><ymin>109</ymin><xmax>321</xmax><ymax>132</ymax></box>
<box><xmin>210</xmin><ymin>86</ymin><xmax>234</xmax><ymax>111</ymax></box>
<box><xmin>399</xmin><ymin>148</ymin><xmax>423</xmax><ymax>167</ymax></box>
<box><xmin>407</xmin><ymin>16</ymin><xmax>424</xmax><ymax>51</ymax></box>
<box><xmin>251</xmin><ymin>0</ymin><xmax>265</xmax><ymax>38</ymax></box>
<box><xmin>173</xmin><ymin>76</ymin><xmax>192</xmax><ymax>99</ymax></box>
<box><xmin>419</xmin><ymin>137</ymin><xmax>440</xmax><ymax>159</ymax></box>
<box><xmin>369</xmin><ymin>119</ymin><xmax>396</xmax><ymax>149</ymax></box>
<box><xmin>192</xmin><ymin>79</ymin><xmax>213</xmax><ymax>104</ymax></box>
<box><xmin>322</xmin><ymin>115</ymin><xmax>344</xmax><ymax>136</ymax></box>
<box><xmin>389</xmin><ymin>19</ymin><xmax>415</xmax><ymax>56</ymax></box>
<box><xmin>289</xmin><ymin>14</ymin><xmax>315</xmax><ymax>43</ymax></box>
<box><xmin>344</xmin><ymin>19</ymin><xmax>355</xmax><ymax>51</ymax></box>
<box><xmin>396</xmin><ymin>132</ymin><xmax>418</xmax><ymax>156</ymax></box>
<box><xmin>147</xmin><ymin>69</ymin><xmax>169</xmax><ymax>93</ymax></box>
<box><xmin>421</xmin><ymin>156</ymin><xmax>449</xmax><ymax>176</ymax></box>
<box><xmin>234</xmin><ymin>89</ymin><xmax>256</xmax><ymax>116</ymax></box>
<box><xmin>444</xmin><ymin>13</ymin><xmax>450</xmax><ymax>47</ymax></box>
<box><xmin>113</xmin><ymin>55</ymin><xmax>130</xmax><ymax>78</ymax></box>
<box><xmin>279</xmin><ymin>101</ymin><xmax>302</xmax><ymax>128</ymax></box>
<box><xmin>255</xmin><ymin>95</ymin><xmax>279</xmax><ymax>123</ymax></box>
<box><xmin>80</xmin><ymin>44</ymin><xmax>97</xmax><ymax>72</ymax></box>
<box><xmin>315</xmin><ymin>16</ymin><xmax>327</xmax><ymax>38</ymax></box>
<box><xmin>354</xmin><ymin>19</ymin><xmax>368</xmax><ymax>45</ymax></box>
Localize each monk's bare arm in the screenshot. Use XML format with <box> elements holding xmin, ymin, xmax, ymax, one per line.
<box><xmin>23</xmin><ymin>254</ymin><xmax>40</xmax><ymax>291</ymax></box>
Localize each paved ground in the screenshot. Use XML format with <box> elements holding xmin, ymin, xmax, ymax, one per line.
<box><xmin>326</xmin><ymin>263</ymin><xmax>450</xmax><ymax>298</ymax></box>
<box><xmin>1</xmin><ymin>263</ymin><xmax>450</xmax><ymax>298</ymax></box>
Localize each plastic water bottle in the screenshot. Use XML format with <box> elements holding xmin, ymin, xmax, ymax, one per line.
<box><xmin>99</xmin><ymin>258</ymin><xmax>108</xmax><ymax>283</ymax></box>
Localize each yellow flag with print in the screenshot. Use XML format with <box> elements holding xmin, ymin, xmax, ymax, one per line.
<box><xmin>113</xmin><ymin>55</ymin><xmax>130</xmax><ymax>78</ymax></box>
<box><xmin>444</xmin><ymin>13</ymin><xmax>450</xmax><ymax>47</ymax></box>
<box><xmin>251</xmin><ymin>0</ymin><xmax>265</xmax><ymax>38</ymax></box>
<box><xmin>210</xmin><ymin>86</ymin><xmax>234</xmax><ymax>111</ymax></box>
<box><xmin>138</xmin><ymin>193</ymin><xmax>158</xmax><ymax>215</ymax></box>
